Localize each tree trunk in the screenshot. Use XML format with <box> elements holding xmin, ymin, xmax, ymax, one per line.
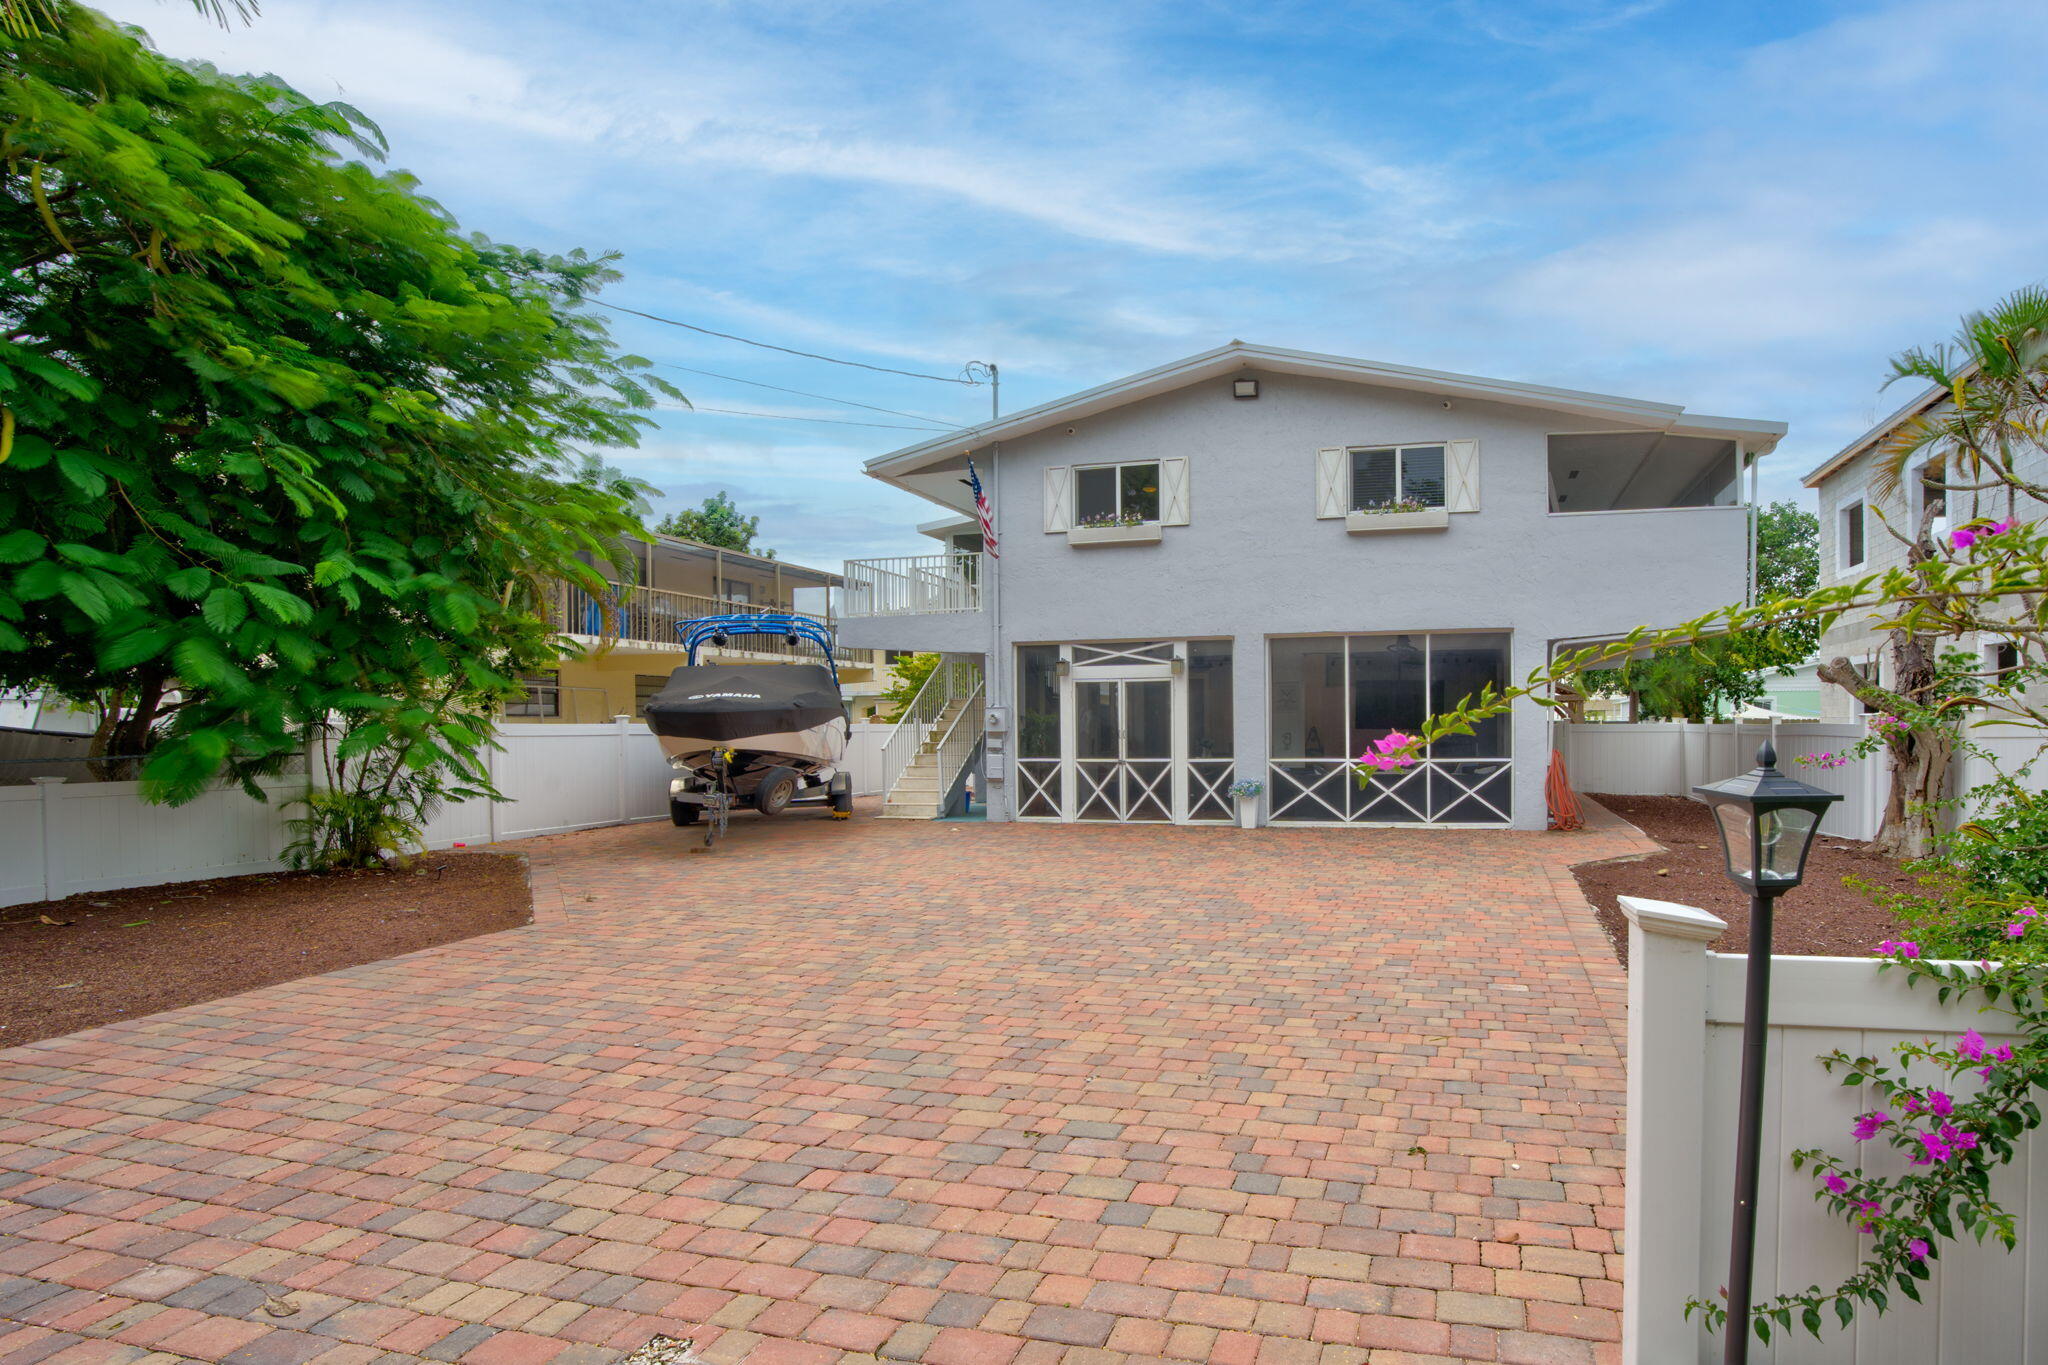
<box><xmin>1817</xmin><ymin>647</ymin><xmax>1946</xmax><ymax>859</ymax></box>
<box><xmin>86</xmin><ymin>669</ymin><xmax>167</xmax><ymax>782</ymax></box>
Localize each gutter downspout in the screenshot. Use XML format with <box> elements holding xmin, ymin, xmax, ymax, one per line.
<box><xmin>988</xmin><ymin>442</ymin><xmax>1003</xmax><ymax>818</ymax></box>
<box><xmin>1746</xmin><ymin>442</ymin><xmax>1759</xmax><ymax>606</ymax></box>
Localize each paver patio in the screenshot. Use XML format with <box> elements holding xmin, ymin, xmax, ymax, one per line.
<box><xmin>1</xmin><ymin>807</ymin><xmax>1650</xmax><ymax>1365</ymax></box>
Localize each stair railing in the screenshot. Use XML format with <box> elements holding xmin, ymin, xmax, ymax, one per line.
<box><xmin>879</xmin><ymin>657</ymin><xmax>981</xmax><ymax>799</ymax></box>
<box><xmin>928</xmin><ymin>677</ymin><xmax>986</xmax><ymax>814</ymax></box>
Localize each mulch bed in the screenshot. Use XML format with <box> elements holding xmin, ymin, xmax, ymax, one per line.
<box><xmin>1575</xmin><ymin>794</ymin><xmax>1915</xmax><ymax>965</ymax></box>
<box><xmin>0</xmin><ymin>851</ymin><xmax>532</xmax><ymax>1048</ymax></box>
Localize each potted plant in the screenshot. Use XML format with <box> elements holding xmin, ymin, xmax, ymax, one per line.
<box><xmin>1069</xmin><ymin>510</ymin><xmax>1163</xmax><ymax>546</ymax></box>
<box><xmin>1345</xmin><ymin>498</ymin><xmax>1450</xmax><ymax>534</ymax></box>
<box><xmin>1228</xmin><ymin>778</ymin><xmax>1263</xmax><ymax>828</ymax></box>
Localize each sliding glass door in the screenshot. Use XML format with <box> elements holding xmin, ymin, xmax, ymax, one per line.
<box><xmin>1268</xmin><ymin>632</ymin><xmax>1512</xmax><ymax>825</ymax></box>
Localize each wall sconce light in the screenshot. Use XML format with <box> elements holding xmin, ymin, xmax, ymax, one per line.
<box><xmin>1056</xmin><ymin>659</ymin><xmax>1071</xmax><ymax>677</ymax></box>
<box><xmin>1171</xmin><ymin>657</ymin><xmax>1186</xmax><ymax>676</ymax></box>
<box><xmin>1232</xmin><ymin>378</ymin><xmax>1259</xmax><ymax>400</ymax></box>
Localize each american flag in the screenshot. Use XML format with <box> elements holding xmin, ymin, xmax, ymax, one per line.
<box><xmin>966</xmin><ymin>458</ymin><xmax>999</xmax><ymax>559</ymax></box>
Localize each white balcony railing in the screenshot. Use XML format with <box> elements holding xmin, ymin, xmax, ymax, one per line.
<box><xmin>549</xmin><ymin>581</ymin><xmax>870</xmax><ymax>664</ymax></box>
<box><xmin>842</xmin><ymin>553</ymin><xmax>982</xmax><ymax>617</ymax></box>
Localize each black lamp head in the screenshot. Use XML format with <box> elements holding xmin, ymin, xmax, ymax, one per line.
<box><xmin>1692</xmin><ymin>741</ymin><xmax>1844</xmax><ymax>893</ymax></box>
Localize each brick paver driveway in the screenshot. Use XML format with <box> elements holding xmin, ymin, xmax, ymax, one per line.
<box><xmin>2</xmin><ymin>808</ymin><xmax>1649</xmax><ymax>1365</ymax></box>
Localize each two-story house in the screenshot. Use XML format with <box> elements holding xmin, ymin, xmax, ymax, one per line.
<box><xmin>836</xmin><ymin>342</ymin><xmax>1785</xmax><ymax>829</ymax></box>
<box><xmin>1801</xmin><ymin>375</ymin><xmax>2044</xmax><ymax>722</ymax></box>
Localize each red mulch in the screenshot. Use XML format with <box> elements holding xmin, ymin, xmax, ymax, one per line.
<box><xmin>0</xmin><ymin>851</ymin><xmax>532</xmax><ymax>1048</ymax></box>
<box><xmin>1575</xmin><ymin>794</ymin><xmax>1915</xmax><ymax>965</ymax></box>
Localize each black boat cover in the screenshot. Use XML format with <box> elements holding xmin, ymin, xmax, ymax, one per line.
<box><xmin>643</xmin><ymin>664</ymin><xmax>844</xmax><ymax>742</ymax></box>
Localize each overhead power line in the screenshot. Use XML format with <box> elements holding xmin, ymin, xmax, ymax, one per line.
<box><xmin>657</xmin><ymin>403</ymin><xmax>949</xmax><ymax>432</ymax></box>
<box><xmin>597</xmin><ymin>299</ymin><xmax>983</xmax><ymax>386</ymax></box>
<box><xmin>653</xmin><ymin>362</ymin><xmax>957</xmax><ymax>428</ymax></box>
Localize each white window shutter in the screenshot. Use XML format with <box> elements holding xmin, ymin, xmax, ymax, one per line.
<box><xmin>1043</xmin><ymin>465</ymin><xmax>1071</xmax><ymax>533</ymax></box>
<box><xmin>1315</xmin><ymin>448</ymin><xmax>1346</xmax><ymax>519</ymax></box>
<box><xmin>1447</xmin><ymin>439</ymin><xmax>1480</xmax><ymax>512</ymax></box>
<box><xmin>1160</xmin><ymin>457</ymin><xmax>1190</xmax><ymax>525</ymax></box>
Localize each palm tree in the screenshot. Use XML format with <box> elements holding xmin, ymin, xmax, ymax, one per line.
<box><xmin>1816</xmin><ymin>288</ymin><xmax>2048</xmax><ymax>857</ymax></box>
<box><xmin>4</xmin><ymin>0</ymin><xmax>256</xmax><ymax>40</ymax></box>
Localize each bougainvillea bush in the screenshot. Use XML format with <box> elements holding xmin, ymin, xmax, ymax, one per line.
<box><xmin>1686</xmin><ymin>923</ymin><xmax>2046</xmax><ymax>1342</ymax></box>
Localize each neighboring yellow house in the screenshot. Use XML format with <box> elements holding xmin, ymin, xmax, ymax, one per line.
<box><xmin>507</xmin><ymin>534</ymin><xmax>893</xmax><ymax>722</ymax></box>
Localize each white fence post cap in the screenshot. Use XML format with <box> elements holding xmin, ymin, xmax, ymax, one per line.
<box><xmin>1618</xmin><ymin>895</ymin><xmax>1726</xmax><ymax>942</ymax></box>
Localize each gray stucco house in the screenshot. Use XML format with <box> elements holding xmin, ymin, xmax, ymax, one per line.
<box><xmin>1802</xmin><ymin>377</ymin><xmax>2036</xmax><ymax>721</ymax></box>
<box><xmin>837</xmin><ymin>342</ymin><xmax>1785</xmax><ymax>830</ymax></box>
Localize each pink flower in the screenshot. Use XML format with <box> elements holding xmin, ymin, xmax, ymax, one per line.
<box><xmin>1907</xmin><ymin>1238</ymin><xmax>1930</xmax><ymax>1261</ymax></box>
<box><xmin>1958</xmin><ymin>1029</ymin><xmax>1987</xmax><ymax>1061</ymax></box>
<box><xmin>1853</xmin><ymin>1112</ymin><xmax>1889</xmax><ymax>1141</ymax></box>
<box><xmin>1878</xmin><ymin>939</ymin><xmax>1921</xmax><ymax>959</ymax></box>
<box><xmin>1944</xmin><ymin>1125</ymin><xmax>1979</xmax><ymax>1155</ymax></box>
<box><xmin>1993</xmin><ymin>1043</ymin><xmax>2016</xmax><ymax>1062</ymax></box>
<box><xmin>1898</xmin><ymin>1094</ymin><xmax>1922</xmax><ymax>1115</ymax></box>
<box><xmin>1856</xmin><ymin>1200</ymin><xmax>1882</xmax><ymax>1233</ymax></box>
<box><xmin>1824</xmin><ymin>1173</ymin><xmax>1850</xmax><ymax>1196</ymax></box>
<box><xmin>1928</xmin><ymin>1091</ymin><xmax>1953</xmax><ymax>1117</ymax></box>
<box><xmin>1989</xmin><ymin>519</ymin><xmax>2015</xmax><ymax>535</ymax></box>
<box><xmin>2020</xmin><ymin>905</ymin><xmax>2039</xmax><ymax>919</ymax></box>
<box><xmin>1952</xmin><ymin>527</ymin><xmax>1979</xmax><ymax>551</ymax></box>
<box><xmin>1356</xmin><ymin>732</ymin><xmax>1419</xmax><ymax>773</ymax></box>
<box><xmin>2008</xmin><ymin>921</ymin><xmax>2028</xmax><ymax>939</ymax></box>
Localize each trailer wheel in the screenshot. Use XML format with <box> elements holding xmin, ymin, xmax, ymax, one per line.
<box><xmin>753</xmin><ymin>768</ymin><xmax>800</xmax><ymax>816</ymax></box>
<box><xmin>669</xmin><ymin>799</ymin><xmax>700</xmax><ymax>826</ymax></box>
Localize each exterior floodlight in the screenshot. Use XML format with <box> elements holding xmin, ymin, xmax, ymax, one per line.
<box><xmin>1693</xmin><ymin>742</ymin><xmax>1842</xmax><ymax>1364</ymax></box>
<box><xmin>1232</xmin><ymin>378</ymin><xmax>1260</xmax><ymax>400</ymax></box>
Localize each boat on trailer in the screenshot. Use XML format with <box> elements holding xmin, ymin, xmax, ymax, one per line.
<box><xmin>643</xmin><ymin>614</ymin><xmax>853</xmax><ymax>826</ymax></box>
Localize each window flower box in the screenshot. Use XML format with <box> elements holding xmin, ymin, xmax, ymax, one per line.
<box><xmin>1069</xmin><ymin>522</ymin><xmax>1163</xmax><ymax>546</ymax></box>
<box><xmin>1346</xmin><ymin>505</ymin><xmax>1449</xmax><ymax>534</ymax></box>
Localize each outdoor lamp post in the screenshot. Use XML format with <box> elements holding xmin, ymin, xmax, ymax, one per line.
<box><xmin>1693</xmin><ymin>742</ymin><xmax>1842</xmax><ymax>1364</ymax></box>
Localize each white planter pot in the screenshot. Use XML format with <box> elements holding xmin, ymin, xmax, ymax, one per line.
<box><xmin>1069</xmin><ymin>523</ymin><xmax>1164</xmax><ymax>546</ymax></box>
<box><xmin>1346</xmin><ymin>506</ymin><xmax>1450</xmax><ymax>534</ymax></box>
<box><xmin>1236</xmin><ymin>798</ymin><xmax>1260</xmax><ymax>829</ymax></box>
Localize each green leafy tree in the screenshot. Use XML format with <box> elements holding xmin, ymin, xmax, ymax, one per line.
<box><xmin>655</xmin><ymin>490</ymin><xmax>774</xmax><ymax>558</ymax></box>
<box><xmin>1585</xmin><ymin>501</ymin><xmax>1819</xmax><ymax>721</ymax></box>
<box><xmin>1</xmin><ymin>6</ymin><xmax>673</xmax><ymax>863</ymax></box>
<box><xmin>876</xmin><ymin>652</ymin><xmax>941</xmax><ymax>722</ymax></box>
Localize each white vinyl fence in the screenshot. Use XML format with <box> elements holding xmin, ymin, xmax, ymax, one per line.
<box><xmin>1623</xmin><ymin>896</ymin><xmax>2046</xmax><ymax>1363</ymax></box>
<box><xmin>1557</xmin><ymin>722</ymin><xmax>1884</xmax><ymax>839</ymax></box>
<box><xmin>3</xmin><ymin>717</ymin><xmax>885</xmax><ymax>908</ymax></box>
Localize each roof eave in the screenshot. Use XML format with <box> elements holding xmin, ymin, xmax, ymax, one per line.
<box><xmin>864</xmin><ymin>339</ymin><xmax>1786</xmax><ymax>491</ymax></box>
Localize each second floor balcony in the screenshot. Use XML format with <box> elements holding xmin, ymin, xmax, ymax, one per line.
<box><xmin>842</xmin><ymin>553</ymin><xmax>983</xmax><ymax>618</ymax></box>
<box><xmin>548</xmin><ymin>580</ymin><xmax>872</xmax><ymax>665</ymax></box>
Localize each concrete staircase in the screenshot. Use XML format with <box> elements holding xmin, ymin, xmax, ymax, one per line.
<box><xmin>879</xmin><ymin>699</ymin><xmax>973</xmax><ymax>819</ymax></box>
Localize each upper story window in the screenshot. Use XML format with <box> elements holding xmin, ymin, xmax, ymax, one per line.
<box><xmin>1075</xmin><ymin>461</ymin><xmax>1160</xmax><ymax>527</ymax></box>
<box><xmin>1547</xmin><ymin>432</ymin><xmax>1739</xmax><ymax>512</ymax></box>
<box><xmin>1840</xmin><ymin>500</ymin><xmax>1866</xmax><ymax>569</ymax></box>
<box><xmin>1351</xmin><ymin>445</ymin><xmax>1446</xmax><ymax>511</ymax></box>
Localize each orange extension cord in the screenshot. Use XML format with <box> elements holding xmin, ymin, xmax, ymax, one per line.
<box><xmin>1546</xmin><ymin>749</ymin><xmax>1585</xmax><ymax>831</ymax></box>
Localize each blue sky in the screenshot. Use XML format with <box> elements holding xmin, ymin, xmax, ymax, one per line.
<box><xmin>102</xmin><ymin>0</ymin><xmax>2048</xmax><ymax>569</ymax></box>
